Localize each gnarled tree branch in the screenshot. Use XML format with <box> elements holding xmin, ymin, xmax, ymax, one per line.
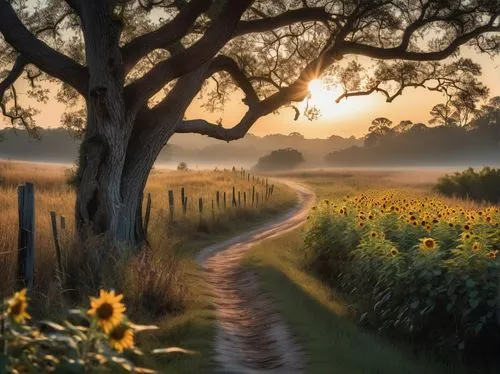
<box><xmin>124</xmin><ymin>0</ymin><xmax>252</xmax><ymax>113</ymax></box>
<box><xmin>234</xmin><ymin>7</ymin><xmax>334</xmax><ymax>36</ymax></box>
<box><xmin>342</xmin><ymin>20</ymin><xmax>499</xmax><ymax>61</ymax></box>
<box><xmin>0</xmin><ymin>0</ymin><xmax>88</xmax><ymax>95</ymax></box>
<box><xmin>121</xmin><ymin>0</ymin><xmax>212</xmax><ymax>74</ymax></box>
<box><xmin>0</xmin><ymin>55</ymin><xmax>26</xmax><ymax>101</ymax></box>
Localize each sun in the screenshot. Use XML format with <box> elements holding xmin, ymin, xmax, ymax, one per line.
<box><xmin>308</xmin><ymin>78</ymin><xmax>324</xmax><ymax>96</ymax></box>
<box><xmin>304</xmin><ymin>78</ymin><xmax>344</xmax><ymax>118</ymax></box>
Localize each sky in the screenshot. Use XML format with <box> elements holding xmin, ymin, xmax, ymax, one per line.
<box><xmin>2</xmin><ymin>48</ymin><xmax>499</xmax><ymax>139</ymax></box>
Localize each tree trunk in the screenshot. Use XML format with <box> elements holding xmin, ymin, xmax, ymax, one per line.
<box><xmin>75</xmin><ymin>1</ymin><xmax>137</xmax><ymax>249</ymax></box>
<box><xmin>73</xmin><ymin>3</ymin><xmax>207</xmax><ymax>250</ymax></box>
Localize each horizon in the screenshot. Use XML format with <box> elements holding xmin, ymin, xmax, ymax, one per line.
<box><xmin>1</xmin><ymin>50</ymin><xmax>498</xmax><ymax>139</ymax></box>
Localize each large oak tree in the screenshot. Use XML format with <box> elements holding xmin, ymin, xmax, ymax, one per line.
<box><xmin>0</xmin><ymin>0</ymin><xmax>498</xmax><ymax>248</ymax></box>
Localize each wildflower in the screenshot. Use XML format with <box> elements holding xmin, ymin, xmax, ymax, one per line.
<box><xmin>390</xmin><ymin>248</ymin><xmax>399</xmax><ymax>257</ymax></box>
<box><xmin>358</xmin><ymin>221</ymin><xmax>365</xmax><ymax>228</ymax></box>
<box><xmin>472</xmin><ymin>242</ymin><xmax>481</xmax><ymax>252</ymax></box>
<box><xmin>460</xmin><ymin>232</ymin><xmax>472</xmax><ymax>241</ymax></box>
<box><xmin>88</xmin><ymin>290</ymin><xmax>126</xmax><ymax>333</ymax></box>
<box><xmin>420</xmin><ymin>237</ymin><xmax>437</xmax><ymax>251</ymax></box>
<box><xmin>488</xmin><ymin>250</ymin><xmax>498</xmax><ymax>259</ymax></box>
<box><xmin>108</xmin><ymin>323</ymin><xmax>135</xmax><ymax>353</ymax></box>
<box><xmin>7</xmin><ymin>288</ymin><xmax>30</xmax><ymax>323</ymax></box>
<box><xmin>369</xmin><ymin>231</ymin><xmax>378</xmax><ymax>238</ymax></box>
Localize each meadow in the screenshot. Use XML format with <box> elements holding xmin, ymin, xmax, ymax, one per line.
<box><xmin>0</xmin><ymin>160</ymin><xmax>297</xmax><ymax>372</ymax></box>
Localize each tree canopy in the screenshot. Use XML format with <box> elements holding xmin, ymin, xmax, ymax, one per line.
<box><xmin>326</xmin><ymin>97</ymin><xmax>500</xmax><ymax>166</ymax></box>
<box><xmin>1</xmin><ymin>0</ymin><xmax>499</xmax><ymax>139</ymax></box>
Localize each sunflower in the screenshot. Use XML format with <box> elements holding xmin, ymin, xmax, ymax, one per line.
<box><xmin>369</xmin><ymin>231</ymin><xmax>378</xmax><ymax>239</ymax></box>
<box><xmin>472</xmin><ymin>242</ymin><xmax>481</xmax><ymax>252</ymax></box>
<box><xmin>88</xmin><ymin>290</ymin><xmax>126</xmax><ymax>333</ymax></box>
<box><xmin>390</xmin><ymin>248</ymin><xmax>399</xmax><ymax>257</ymax></box>
<box><xmin>488</xmin><ymin>250</ymin><xmax>498</xmax><ymax>259</ymax></box>
<box><xmin>108</xmin><ymin>323</ymin><xmax>135</xmax><ymax>353</ymax></box>
<box><xmin>460</xmin><ymin>232</ymin><xmax>472</xmax><ymax>241</ymax></box>
<box><xmin>7</xmin><ymin>288</ymin><xmax>30</xmax><ymax>323</ymax></box>
<box><xmin>420</xmin><ymin>237</ymin><xmax>436</xmax><ymax>251</ymax></box>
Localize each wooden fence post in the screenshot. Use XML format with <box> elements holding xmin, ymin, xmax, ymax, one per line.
<box><xmin>252</xmin><ymin>186</ymin><xmax>255</xmax><ymax>206</ymax></box>
<box><xmin>223</xmin><ymin>192</ymin><xmax>227</xmax><ymax>210</ymax></box>
<box><xmin>50</xmin><ymin>211</ymin><xmax>64</xmax><ymax>284</ymax></box>
<box><xmin>243</xmin><ymin>191</ymin><xmax>247</xmax><ymax>206</ymax></box>
<box><xmin>17</xmin><ymin>183</ymin><xmax>35</xmax><ymax>290</ymax></box>
<box><xmin>216</xmin><ymin>191</ymin><xmax>220</xmax><ymax>209</ymax></box>
<box><xmin>256</xmin><ymin>192</ymin><xmax>259</xmax><ymax>207</ymax></box>
<box><xmin>144</xmin><ymin>193</ymin><xmax>152</xmax><ymax>238</ymax></box>
<box><xmin>198</xmin><ymin>197</ymin><xmax>203</xmax><ymax>224</ymax></box>
<box><xmin>168</xmin><ymin>190</ymin><xmax>174</xmax><ymax>221</ymax></box>
<box><xmin>232</xmin><ymin>186</ymin><xmax>236</xmax><ymax>207</ymax></box>
<box><xmin>211</xmin><ymin>200</ymin><xmax>215</xmax><ymax>220</ymax></box>
<box><xmin>181</xmin><ymin>187</ymin><xmax>187</xmax><ymax>215</ymax></box>
<box><xmin>60</xmin><ymin>215</ymin><xmax>66</xmax><ymax>232</ymax></box>
<box><xmin>238</xmin><ymin>191</ymin><xmax>241</xmax><ymax>207</ymax></box>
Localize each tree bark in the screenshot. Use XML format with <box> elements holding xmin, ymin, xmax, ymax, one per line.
<box><xmin>75</xmin><ymin>0</ymin><xmax>135</xmax><ymax>248</ymax></box>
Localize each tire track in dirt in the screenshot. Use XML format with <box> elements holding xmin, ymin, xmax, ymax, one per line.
<box><xmin>196</xmin><ymin>180</ymin><xmax>316</xmax><ymax>374</ymax></box>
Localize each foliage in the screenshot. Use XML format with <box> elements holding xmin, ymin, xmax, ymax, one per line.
<box><xmin>254</xmin><ymin>148</ymin><xmax>305</xmax><ymax>171</ymax></box>
<box><xmin>0</xmin><ymin>288</ymin><xmax>184</xmax><ymax>373</ymax></box>
<box><xmin>304</xmin><ymin>190</ymin><xmax>500</xmax><ymax>361</ymax></box>
<box><xmin>176</xmin><ymin>162</ymin><xmax>188</xmax><ymax>171</ymax></box>
<box><xmin>435</xmin><ymin>167</ymin><xmax>500</xmax><ymax>204</ymax></box>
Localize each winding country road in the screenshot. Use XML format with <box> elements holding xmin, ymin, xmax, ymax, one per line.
<box><xmin>196</xmin><ymin>180</ymin><xmax>316</xmax><ymax>374</ymax></box>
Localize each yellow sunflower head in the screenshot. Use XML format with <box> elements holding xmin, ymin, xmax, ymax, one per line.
<box><xmin>472</xmin><ymin>242</ymin><xmax>481</xmax><ymax>252</ymax></box>
<box><xmin>420</xmin><ymin>237</ymin><xmax>437</xmax><ymax>251</ymax></box>
<box><xmin>88</xmin><ymin>290</ymin><xmax>126</xmax><ymax>333</ymax></box>
<box><xmin>369</xmin><ymin>231</ymin><xmax>378</xmax><ymax>239</ymax></box>
<box><xmin>488</xmin><ymin>250</ymin><xmax>498</xmax><ymax>259</ymax></box>
<box><xmin>460</xmin><ymin>231</ymin><xmax>472</xmax><ymax>241</ymax></box>
<box><xmin>7</xmin><ymin>288</ymin><xmax>30</xmax><ymax>323</ymax></box>
<box><xmin>390</xmin><ymin>248</ymin><xmax>399</xmax><ymax>257</ymax></box>
<box><xmin>108</xmin><ymin>323</ymin><xmax>135</xmax><ymax>353</ymax></box>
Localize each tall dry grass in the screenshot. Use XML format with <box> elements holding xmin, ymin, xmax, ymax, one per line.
<box><xmin>0</xmin><ymin>161</ymin><xmax>296</xmax><ymax>317</ymax></box>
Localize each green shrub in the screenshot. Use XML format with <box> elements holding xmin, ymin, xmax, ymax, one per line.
<box><xmin>435</xmin><ymin>167</ymin><xmax>500</xmax><ymax>204</ymax></box>
<box><xmin>254</xmin><ymin>148</ymin><xmax>304</xmax><ymax>171</ymax></box>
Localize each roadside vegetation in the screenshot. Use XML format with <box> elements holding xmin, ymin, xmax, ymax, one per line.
<box><xmin>0</xmin><ymin>160</ymin><xmax>297</xmax><ymax>373</ymax></box>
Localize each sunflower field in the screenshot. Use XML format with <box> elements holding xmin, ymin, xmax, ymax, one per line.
<box><xmin>304</xmin><ymin>190</ymin><xmax>500</xmax><ymax>360</ymax></box>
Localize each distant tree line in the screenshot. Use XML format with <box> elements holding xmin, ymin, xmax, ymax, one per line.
<box><xmin>326</xmin><ymin>96</ymin><xmax>500</xmax><ymax>166</ymax></box>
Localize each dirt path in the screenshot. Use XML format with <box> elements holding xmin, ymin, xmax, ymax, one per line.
<box><xmin>196</xmin><ymin>180</ymin><xmax>316</xmax><ymax>373</ymax></box>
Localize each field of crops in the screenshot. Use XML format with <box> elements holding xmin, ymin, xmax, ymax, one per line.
<box><xmin>305</xmin><ymin>190</ymin><xmax>500</xmax><ymax>361</ymax></box>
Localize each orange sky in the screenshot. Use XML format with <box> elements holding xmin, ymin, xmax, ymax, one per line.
<box><xmin>2</xmin><ymin>49</ymin><xmax>498</xmax><ymax>139</ymax></box>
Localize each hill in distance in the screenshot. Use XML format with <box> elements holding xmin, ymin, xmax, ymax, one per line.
<box><xmin>0</xmin><ymin>127</ymin><xmax>361</xmax><ymax>168</ymax></box>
